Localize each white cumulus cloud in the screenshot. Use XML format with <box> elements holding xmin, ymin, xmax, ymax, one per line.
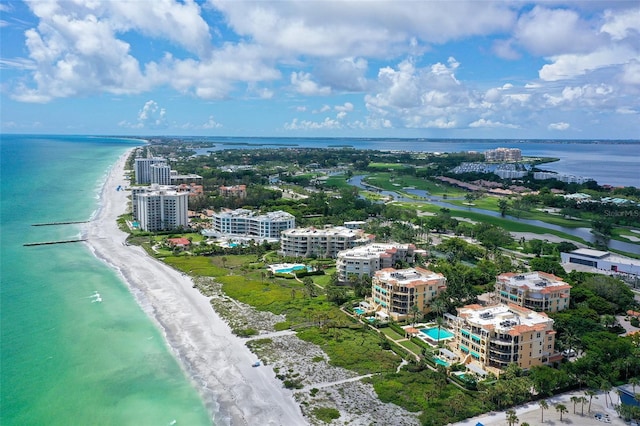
<box><xmin>548</xmin><ymin>122</ymin><xmax>570</xmax><ymax>131</ymax></box>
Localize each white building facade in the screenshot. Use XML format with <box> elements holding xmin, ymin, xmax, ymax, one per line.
<box><xmin>561</xmin><ymin>248</ymin><xmax>640</xmax><ymax>276</ymax></box>
<box><xmin>134</xmin><ymin>157</ymin><xmax>167</xmax><ymax>184</ymax></box>
<box><xmin>150</xmin><ymin>163</ymin><xmax>172</xmax><ymax>185</ymax></box>
<box><xmin>336</xmin><ymin>243</ymin><xmax>416</xmax><ymax>283</ymax></box>
<box><xmin>210</xmin><ymin>209</ymin><xmax>295</xmax><ymax>239</ymax></box>
<box><xmin>279</xmin><ymin>226</ymin><xmax>373</xmax><ymax>258</ymax></box>
<box><xmin>136</xmin><ymin>189</ymin><xmax>189</xmax><ymax>232</ymax></box>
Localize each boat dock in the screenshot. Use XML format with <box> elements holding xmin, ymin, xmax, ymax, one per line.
<box><xmin>32</xmin><ymin>221</ymin><xmax>89</xmax><ymax>226</ymax></box>
<box><xmin>23</xmin><ymin>239</ymin><xmax>87</xmax><ymax>247</ymax></box>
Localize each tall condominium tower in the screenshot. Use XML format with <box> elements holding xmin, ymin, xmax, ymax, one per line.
<box><xmin>134</xmin><ymin>157</ymin><xmax>167</xmax><ymax>184</ymax></box>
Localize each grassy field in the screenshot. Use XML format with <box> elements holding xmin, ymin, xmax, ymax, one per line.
<box><xmin>447</xmin><ymin>196</ymin><xmax>592</xmax><ymax>228</ymax></box>
<box><xmin>363</xmin><ymin>173</ymin><xmax>466</xmax><ymax>197</ymax></box>
<box><xmin>370</xmin><ymin>370</ymin><xmax>488</xmax><ymax>424</ymax></box>
<box><xmin>409</xmin><ymin>203</ymin><xmax>589</xmax><ymax>243</ymax></box>
<box><xmin>324</xmin><ymin>175</ymin><xmax>351</xmax><ymax>189</ymax></box>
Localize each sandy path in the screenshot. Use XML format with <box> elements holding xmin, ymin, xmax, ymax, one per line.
<box><xmin>84</xmin><ymin>151</ymin><xmax>307</xmax><ymax>426</ymax></box>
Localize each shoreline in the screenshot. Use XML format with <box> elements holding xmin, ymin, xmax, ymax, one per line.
<box><xmin>83</xmin><ymin>150</ymin><xmax>306</xmax><ymax>426</ymax></box>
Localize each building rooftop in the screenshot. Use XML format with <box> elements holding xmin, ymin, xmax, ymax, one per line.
<box><xmin>497</xmin><ymin>271</ymin><xmax>571</xmax><ymax>293</ymax></box>
<box><xmin>375</xmin><ymin>267</ymin><xmax>445</xmax><ymax>288</ymax></box>
<box><xmin>282</xmin><ymin>226</ymin><xmax>373</xmax><ymax>239</ymax></box>
<box><xmin>570</xmin><ymin>248</ymin><xmax>610</xmax><ymax>258</ymax></box>
<box><xmin>215</xmin><ymin>208</ymin><xmax>294</xmax><ymax>221</ymax></box>
<box><xmin>338</xmin><ymin>243</ymin><xmax>414</xmax><ymax>258</ymax></box>
<box><xmin>566</xmin><ymin>248</ymin><xmax>640</xmax><ymax>266</ymax></box>
<box><xmin>457</xmin><ymin>304</ymin><xmax>552</xmax><ymax>335</ymax></box>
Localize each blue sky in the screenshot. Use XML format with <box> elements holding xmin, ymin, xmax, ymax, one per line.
<box><xmin>1</xmin><ymin>0</ymin><xmax>639</xmax><ymax>139</ymax></box>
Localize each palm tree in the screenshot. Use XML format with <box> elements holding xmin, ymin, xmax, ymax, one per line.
<box><xmin>410</xmin><ymin>303</ymin><xmax>420</xmax><ymax>326</ymax></box>
<box><xmin>570</xmin><ymin>395</ymin><xmax>579</xmax><ymax>414</ymax></box>
<box><xmin>600</xmin><ymin>380</ymin><xmax>613</xmax><ymax>407</ymax></box>
<box><xmin>555</xmin><ymin>403</ymin><xmax>568</xmax><ymax>421</ymax></box>
<box><xmin>585</xmin><ymin>389</ymin><xmax>598</xmax><ymax>413</ymax></box>
<box><xmin>435</xmin><ymin>315</ymin><xmax>445</xmax><ymax>344</ymax></box>
<box><xmin>539</xmin><ymin>399</ymin><xmax>548</xmax><ymax>423</ymax></box>
<box><xmin>505</xmin><ymin>408</ymin><xmax>519</xmax><ymax>426</ymax></box>
<box><xmin>578</xmin><ymin>396</ymin><xmax>588</xmax><ymax>416</ymax></box>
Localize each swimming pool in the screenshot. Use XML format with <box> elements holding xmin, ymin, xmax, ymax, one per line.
<box><xmin>269</xmin><ymin>263</ymin><xmax>311</xmax><ymax>274</ymax></box>
<box><xmin>420</xmin><ymin>327</ymin><xmax>454</xmax><ymax>341</ymax></box>
<box><xmin>275</xmin><ymin>265</ymin><xmax>306</xmax><ymax>274</ymax></box>
<box><xmin>354</xmin><ymin>307</ymin><xmax>366</xmax><ymax>315</ymax></box>
<box><xmin>433</xmin><ymin>357</ymin><xmax>450</xmax><ymax>367</ymax></box>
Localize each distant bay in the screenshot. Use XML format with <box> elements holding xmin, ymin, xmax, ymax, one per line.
<box><xmin>190</xmin><ymin>138</ymin><xmax>640</xmax><ymax>187</ymax></box>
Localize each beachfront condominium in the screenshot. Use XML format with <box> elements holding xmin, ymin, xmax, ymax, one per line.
<box><xmin>495</xmin><ymin>272</ymin><xmax>571</xmax><ymax>313</ymax></box>
<box><xmin>136</xmin><ymin>188</ymin><xmax>189</xmax><ymax>232</ymax></box>
<box><xmin>279</xmin><ymin>226</ymin><xmax>374</xmax><ymax>258</ymax></box>
<box><xmin>210</xmin><ymin>208</ymin><xmax>295</xmax><ymax>239</ymax></box>
<box><xmin>448</xmin><ymin>303</ymin><xmax>556</xmax><ymax>371</ymax></box>
<box><xmin>150</xmin><ymin>163</ymin><xmax>172</xmax><ymax>185</ymax></box>
<box><xmin>134</xmin><ymin>157</ymin><xmax>167</xmax><ymax>184</ymax></box>
<box><xmin>484</xmin><ymin>148</ymin><xmax>522</xmax><ymax>162</ymax></box>
<box><xmin>370</xmin><ymin>267</ymin><xmax>447</xmax><ymax>321</ymax></box>
<box><xmin>336</xmin><ymin>243</ymin><xmax>416</xmax><ymax>283</ymax></box>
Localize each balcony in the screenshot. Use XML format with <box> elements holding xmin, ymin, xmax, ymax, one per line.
<box><xmin>489</xmin><ymin>345</ymin><xmax>514</xmax><ymax>354</ymax></box>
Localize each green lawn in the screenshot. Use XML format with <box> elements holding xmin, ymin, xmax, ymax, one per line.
<box><xmin>448</xmin><ymin>196</ymin><xmax>592</xmax><ymax>228</ymax></box>
<box><xmin>399</xmin><ymin>339</ymin><xmax>423</xmax><ymax>355</ymax></box>
<box><xmin>380</xmin><ymin>327</ymin><xmax>405</xmax><ymax>341</ymax></box>
<box><xmin>363</xmin><ymin>173</ymin><xmax>466</xmax><ymax>197</ymax></box>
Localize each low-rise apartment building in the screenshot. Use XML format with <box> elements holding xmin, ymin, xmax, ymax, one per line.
<box><xmin>371</xmin><ymin>267</ymin><xmax>447</xmax><ymax>321</ymax></box>
<box><xmin>219</xmin><ymin>184</ymin><xmax>247</xmax><ymax>199</ymax></box>
<box><xmin>210</xmin><ymin>208</ymin><xmax>295</xmax><ymax>239</ymax></box>
<box><xmin>336</xmin><ymin>243</ymin><xmax>416</xmax><ymax>283</ymax></box>
<box><xmin>279</xmin><ymin>226</ymin><xmax>373</xmax><ymax>258</ymax></box>
<box><xmin>496</xmin><ymin>272</ymin><xmax>571</xmax><ymax>312</ymax></box>
<box><xmin>449</xmin><ymin>303</ymin><xmax>556</xmax><ymax>371</ymax></box>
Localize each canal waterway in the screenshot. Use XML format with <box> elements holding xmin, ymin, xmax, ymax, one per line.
<box><xmin>348</xmin><ymin>175</ymin><xmax>640</xmax><ymax>255</ymax></box>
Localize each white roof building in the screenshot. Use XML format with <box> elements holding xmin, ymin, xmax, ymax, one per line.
<box><xmin>208</xmin><ymin>208</ymin><xmax>295</xmax><ymax>240</ymax></box>
<box><xmin>280</xmin><ymin>226</ymin><xmax>374</xmax><ymax>258</ymax></box>
<box><xmin>336</xmin><ymin>243</ymin><xmax>416</xmax><ymax>283</ymax></box>
<box><xmin>561</xmin><ymin>249</ymin><xmax>640</xmax><ymax>276</ymax></box>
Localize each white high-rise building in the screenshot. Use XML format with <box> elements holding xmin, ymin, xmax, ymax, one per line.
<box><xmin>150</xmin><ymin>163</ymin><xmax>172</xmax><ymax>185</ymax></box>
<box><xmin>134</xmin><ymin>157</ymin><xmax>167</xmax><ymax>184</ymax></box>
<box><xmin>136</xmin><ymin>189</ymin><xmax>189</xmax><ymax>232</ymax></box>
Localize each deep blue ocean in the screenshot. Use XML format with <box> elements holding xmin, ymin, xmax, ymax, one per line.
<box><xmin>0</xmin><ymin>135</ymin><xmax>211</xmax><ymax>425</ymax></box>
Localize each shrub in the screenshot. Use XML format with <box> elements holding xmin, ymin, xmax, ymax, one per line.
<box><xmin>236</xmin><ymin>328</ymin><xmax>258</xmax><ymax>337</ymax></box>
<box><xmin>312</xmin><ymin>407</ymin><xmax>340</xmax><ymax>423</ymax></box>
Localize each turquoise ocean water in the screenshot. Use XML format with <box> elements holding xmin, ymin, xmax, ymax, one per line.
<box><xmin>0</xmin><ymin>135</ymin><xmax>211</xmax><ymax>426</ymax></box>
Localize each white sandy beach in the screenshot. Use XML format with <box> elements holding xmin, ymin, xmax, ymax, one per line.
<box><xmin>84</xmin><ymin>151</ymin><xmax>307</xmax><ymax>426</ymax></box>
